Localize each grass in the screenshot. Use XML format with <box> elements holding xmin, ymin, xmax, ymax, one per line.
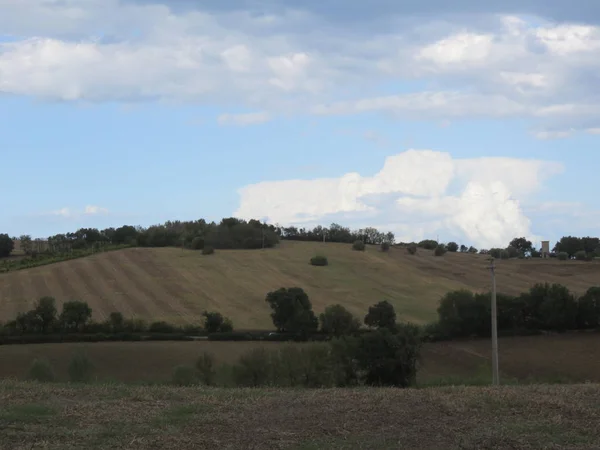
<box><xmin>0</xmin><ymin>333</ymin><xmax>599</xmax><ymax>385</ymax></box>
<box><xmin>1</xmin><ymin>241</ymin><xmax>599</xmax><ymax>328</ymax></box>
<box><xmin>0</xmin><ymin>380</ymin><xmax>599</xmax><ymax>449</ymax></box>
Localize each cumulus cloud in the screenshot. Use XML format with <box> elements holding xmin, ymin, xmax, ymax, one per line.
<box><xmin>235</xmin><ymin>149</ymin><xmax>563</xmax><ymax>248</ymax></box>
<box><xmin>217</xmin><ymin>111</ymin><xmax>271</xmax><ymax>126</ymax></box>
<box><xmin>0</xmin><ymin>2</ymin><xmax>599</xmax><ymax>133</ymax></box>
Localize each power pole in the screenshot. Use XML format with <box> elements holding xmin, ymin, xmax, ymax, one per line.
<box><xmin>489</xmin><ymin>257</ymin><xmax>500</xmax><ymax>385</ymax></box>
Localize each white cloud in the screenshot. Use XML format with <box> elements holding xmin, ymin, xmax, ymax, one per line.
<box><xmin>0</xmin><ymin>1</ymin><xmax>598</xmax><ymax>134</ymax></box>
<box><xmin>217</xmin><ymin>111</ymin><xmax>271</xmax><ymax>126</ymax></box>
<box><xmin>235</xmin><ymin>149</ymin><xmax>562</xmax><ymax>248</ymax></box>
<box><xmin>49</xmin><ymin>205</ymin><xmax>109</xmax><ymax>218</ymax></box>
<box><xmin>532</xmin><ymin>130</ymin><xmax>573</xmax><ymax>140</ymax></box>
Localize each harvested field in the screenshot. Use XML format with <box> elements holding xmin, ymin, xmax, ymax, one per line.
<box><xmin>1</xmin><ymin>241</ymin><xmax>599</xmax><ymax>327</ymax></box>
<box><xmin>1</xmin><ymin>380</ymin><xmax>599</xmax><ymax>449</ymax></box>
<box><xmin>1</xmin><ymin>333</ymin><xmax>598</xmax><ymax>385</ymax></box>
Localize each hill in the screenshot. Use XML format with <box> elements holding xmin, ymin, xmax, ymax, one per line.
<box><xmin>1</xmin><ymin>241</ymin><xmax>599</xmax><ymax>328</ymax></box>
<box><xmin>1</xmin><ymin>380</ymin><xmax>599</xmax><ymax>449</ymax></box>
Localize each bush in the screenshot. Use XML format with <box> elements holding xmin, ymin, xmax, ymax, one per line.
<box><xmin>499</xmin><ymin>250</ymin><xmax>510</xmax><ymax>260</ymax></box>
<box><xmin>310</xmin><ymin>255</ymin><xmax>328</xmax><ymax>266</ymax></box>
<box><xmin>202</xmin><ymin>311</ymin><xmax>233</xmax><ymax>333</ymax></box>
<box><xmin>68</xmin><ymin>352</ymin><xmax>95</xmax><ymax>383</ymax></box>
<box><xmin>149</xmin><ymin>321</ymin><xmax>178</xmax><ymax>333</ymax></box>
<box><xmin>407</xmin><ymin>244</ymin><xmax>417</xmax><ymax>255</ymax></box>
<box><xmin>364</xmin><ymin>300</ymin><xmax>396</xmax><ymax>330</ymax></box>
<box><xmin>575</xmin><ymin>250</ymin><xmax>587</xmax><ymax>261</ymax></box>
<box><xmin>352</xmin><ymin>240</ymin><xmax>365</xmax><ymax>251</ymax></box>
<box><xmin>109</xmin><ymin>312</ymin><xmax>125</xmax><ymax>332</ymax></box>
<box><xmin>380</xmin><ymin>242</ymin><xmax>390</xmax><ymax>252</ymax></box>
<box><xmin>196</xmin><ymin>352</ymin><xmax>217</xmax><ymax>386</ymax></box>
<box><xmin>468</xmin><ymin>246</ymin><xmax>478</xmax><ymax>254</ymax></box>
<box><xmin>201</xmin><ymin>246</ymin><xmax>215</xmax><ymax>255</ymax></box>
<box><xmin>172</xmin><ymin>365</ymin><xmax>198</xmax><ymax>386</ymax></box>
<box><xmin>434</xmin><ymin>245</ymin><xmax>447</xmax><ymax>256</ymax></box>
<box><xmin>558</xmin><ymin>252</ymin><xmax>569</xmax><ymax>261</ymax></box>
<box><xmin>190</xmin><ymin>236</ymin><xmax>205</xmax><ymax>250</ymax></box>
<box><xmin>446</xmin><ymin>242</ymin><xmax>459</xmax><ymax>252</ymax></box>
<box><xmin>28</xmin><ymin>358</ymin><xmax>55</xmax><ymax>382</ymax></box>
<box><xmin>506</xmin><ymin>246</ymin><xmax>520</xmax><ymax>258</ymax></box>
<box><xmin>232</xmin><ymin>348</ymin><xmax>272</xmax><ymax>387</ymax></box>
<box><xmin>418</xmin><ymin>240</ymin><xmax>438</xmax><ymax>250</ymax></box>
<box><xmin>320</xmin><ymin>304</ymin><xmax>361</xmax><ymax>337</ymax></box>
<box><xmin>577</xmin><ymin>287</ymin><xmax>600</xmax><ymax>329</ymax></box>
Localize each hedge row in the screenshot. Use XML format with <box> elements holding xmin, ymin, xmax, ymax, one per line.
<box><xmin>0</xmin><ymin>333</ymin><xmax>198</xmax><ymax>346</ymax></box>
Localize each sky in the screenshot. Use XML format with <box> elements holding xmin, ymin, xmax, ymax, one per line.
<box><xmin>1</xmin><ymin>0</ymin><xmax>599</xmax><ymax>248</ymax></box>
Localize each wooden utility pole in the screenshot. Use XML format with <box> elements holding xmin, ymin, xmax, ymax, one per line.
<box><xmin>489</xmin><ymin>257</ymin><xmax>500</xmax><ymax>385</ymax></box>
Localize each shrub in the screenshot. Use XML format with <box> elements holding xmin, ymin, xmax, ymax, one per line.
<box><xmin>310</xmin><ymin>255</ymin><xmax>328</xmax><ymax>266</ymax></box>
<box><xmin>468</xmin><ymin>246</ymin><xmax>478</xmax><ymax>254</ymax></box>
<box><xmin>172</xmin><ymin>364</ymin><xmax>198</xmax><ymax>386</ymax></box>
<box><xmin>506</xmin><ymin>246</ymin><xmax>520</xmax><ymax>258</ymax></box>
<box><xmin>123</xmin><ymin>318</ymin><xmax>147</xmax><ymax>333</ymax></box>
<box><xmin>418</xmin><ymin>240</ymin><xmax>438</xmax><ymax>250</ymax></box>
<box><xmin>352</xmin><ymin>240</ymin><xmax>365</xmax><ymax>251</ymax></box>
<box><xmin>68</xmin><ymin>352</ymin><xmax>95</xmax><ymax>383</ymax></box>
<box><xmin>364</xmin><ymin>300</ymin><xmax>396</xmax><ymax>330</ymax></box>
<box><xmin>28</xmin><ymin>358</ymin><xmax>55</xmax><ymax>382</ymax></box>
<box><xmin>201</xmin><ymin>246</ymin><xmax>215</xmax><ymax>255</ymax></box>
<box><xmin>575</xmin><ymin>250</ymin><xmax>587</xmax><ymax>261</ymax></box>
<box><xmin>446</xmin><ymin>242</ymin><xmax>459</xmax><ymax>252</ymax></box>
<box><xmin>232</xmin><ymin>348</ymin><xmax>272</xmax><ymax>387</ymax></box>
<box><xmin>380</xmin><ymin>242</ymin><xmax>390</xmax><ymax>252</ymax></box>
<box><xmin>190</xmin><ymin>236</ymin><xmax>205</xmax><ymax>250</ymax></box>
<box><xmin>558</xmin><ymin>252</ymin><xmax>569</xmax><ymax>261</ymax></box>
<box><xmin>109</xmin><ymin>312</ymin><xmax>125</xmax><ymax>332</ymax></box>
<box><xmin>196</xmin><ymin>352</ymin><xmax>217</xmax><ymax>386</ymax></box>
<box><xmin>149</xmin><ymin>321</ymin><xmax>178</xmax><ymax>333</ymax></box>
<box><xmin>320</xmin><ymin>304</ymin><xmax>361</xmax><ymax>337</ymax></box>
<box><xmin>407</xmin><ymin>244</ymin><xmax>417</xmax><ymax>255</ymax></box>
<box><xmin>202</xmin><ymin>311</ymin><xmax>233</xmax><ymax>333</ymax></box>
<box><xmin>434</xmin><ymin>245</ymin><xmax>447</xmax><ymax>256</ymax></box>
<box><xmin>500</xmin><ymin>250</ymin><xmax>510</xmax><ymax>260</ymax></box>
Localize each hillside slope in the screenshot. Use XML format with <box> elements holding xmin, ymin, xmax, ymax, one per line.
<box><xmin>1</xmin><ymin>241</ymin><xmax>599</xmax><ymax>328</ymax></box>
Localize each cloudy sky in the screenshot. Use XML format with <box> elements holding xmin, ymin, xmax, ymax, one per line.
<box><xmin>2</xmin><ymin>0</ymin><xmax>599</xmax><ymax>248</ymax></box>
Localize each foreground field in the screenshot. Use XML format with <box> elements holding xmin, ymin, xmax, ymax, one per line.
<box><xmin>1</xmin><ymin>241</ymin><xmax>599</xmax><ymax>327</ymax></box>
<box><xmin>1</xmin><ymin>333</ymin><xmax>598</xmax><ymax>385</ymax></box>
<box><xmin>1</xmin><ymin>381</ymin><xmax>599</xmax><ymax>449</ymax></box>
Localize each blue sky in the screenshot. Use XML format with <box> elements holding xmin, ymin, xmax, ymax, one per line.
<box><xmin>1</xmin><ymin>0</ymin><xmax>599</xmax><ymax>248</ymax></box>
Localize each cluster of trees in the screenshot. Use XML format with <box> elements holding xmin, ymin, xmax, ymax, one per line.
<box><xmin>553</xmin><ymin>236</ymin><xmax>600</xmax><ymax>259</ymax></box>
<box><xmin>431</xmin><ymin>284</ymin><xmax>600</xmax><ymax>340</ymax></box>
<box><xmin>280</xmin><ymin>223</ymin><xmax>394</xmax><ymax>245</ymax></box>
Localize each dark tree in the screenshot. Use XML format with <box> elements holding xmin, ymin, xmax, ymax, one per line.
<box><xmin>265</xmin><ymin>287</ymin><xmax>318</xmax><ymax>335</ymax></box>
<box><xmin>320</xmin><ymin>304</ymin><xmax>361</xmax><ymax>337</ymax></box>
<box><xmin>364</xmin><ymin>300</ymin><xmax>396</xmax><ymax>330</ymax></box>
<box><xmin>202</xmin><ymin>311</ymin><xmax>233</xmax><ymax>333</ymax></box>
<box><xmin>510</xmin><ymin>237</ymin><xmax>533</xmax><ymax>254</ymax></box>
<box><xmin>577</xmin><ymin>287</ymin><xmax>600</xmax><ymax>329</ymax></box>
<box><xmin>446</xmin><ymin>242</ymin><xmax>459</xmax><ymax>252</ymax></box>
<box><xmin>33</xmin><ymin>296</ymin><xmax>57</xmax><ymax>333</ymax></box>
<box><xmin>0</xmin><ymin>234</ymin><xmax>14</xmax><ymax>258</ymax></box>
<box><xmin>59</xmin><ymin>301</ymin><xmax>92</xmax><ymax>332</ymax></box>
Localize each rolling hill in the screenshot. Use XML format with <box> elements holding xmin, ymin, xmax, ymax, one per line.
<box><xmin>1</xmin><ymin>241</ymin><xmax>599</xmax><ymax>328</ymax></box>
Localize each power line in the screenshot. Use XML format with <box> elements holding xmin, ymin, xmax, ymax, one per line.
<box><xmin>489</xmin><ymin>257</ymin><xmax>500</xmax><ymax>385</ymax></box>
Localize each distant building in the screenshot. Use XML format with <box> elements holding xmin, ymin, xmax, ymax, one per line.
<box><xmin>541</xmin><ymin>241</ymin><xmax>550</xmax><ymax>258</ymax></box>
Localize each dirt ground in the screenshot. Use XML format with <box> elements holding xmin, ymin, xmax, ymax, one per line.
<box><xmin>1</xmin><ymin>380</ymin><xmax>599</xmax><ymax>449</ymax></box>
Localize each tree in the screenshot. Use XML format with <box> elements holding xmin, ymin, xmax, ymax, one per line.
<box><xmin>407</xmin><ymin>244</ymin><xmax>417</xmax><ymax>255</ymax></box>
<box><xmin>553</xmin><ymin>236</ymin><xmax>584</xmax><ymax>257</ymax></box>
<box><xmin>0</xmin><ymin>234</ymin><xmax>14</xmax><ymax>258</ymax></box>
<box><xmin>364</xmin><ymin>300</ymin><xmax>396</xmax><ymax>330</ymax></box>
<box><xmin>202</xmin><ymin>311</ymin><xmax>233</xmax><ymax>333</ymax></box>
<box><xmin>320</xmin><ymin>304</ymin><xmax>361</xmax><ymax>337</ymax></box>
<box><xmin>510</xmin><ymin>237</ymin><xmax>533</xmax><ymax>254</ymax></box>
<box><xmin>460</xmin><ymin>244</ymin><xmax>468</xmax><ymax>253</ymax></box>
<box><xmin>19</xmin><ymin>235</ymin><xmax>33</xmax><ymax>255</ymax></box>
<box><xmin>506</xmin><ymin>246</ymin><xmax>520</xmax><ymax>258</ymax></box>
<box><xmin>33</xmin><ymin>296</ymin><xmax>57</xmax><ymax>333</ymax></box>
<box><xmin>418</xmin><ymin>240</ymin><xmax>438</xmax><ymax>250</ymax></box>
<box><xmin>190</xmin><ymin>236</ymin><xmax>204</xmax><ymax>250</ymax></box>
<box><xmin>521</xmin><ymin>283</ymin><xmax>577</xmax><ymax>331</ymax></box>
<box><xmin>446</xmin><ymin>242</ymin><xmax>459</xmax><ymax>252</ymax></box>
<box><xmin>108</xmin><ymin>312</ymin><xmax>125</xmax><ymax>332</ymax></box>
<box><xmin>265</xmin><ymin>287</ymin><xmax>318</xmax><ymax>335</ymax></box>
<box><xmin>59</xmin><ymin>301</ymin><xmax>92</xmax><ymax>332</ymax></box>
<box><xmin>437</xmin><ymin>290</ymin><xmax>490</xmax><ymax>337</ymax></box>
<box><xmin>468</xmin><ymin>246</ymin><xmax>478</xmax><ymax>254</ymax></box>
<box><xmin>352</xmin><ymin>326</ymin><xmax>421</xmax><ymax>387</ymax></box>
<box><xmin>577</xmin><ymin>287</ymin><xmax>600</xmax><ymax>329</ymax></box>
<box><xmin>434</xmin><ymin>245</ymin><xmax>447</xmax><ymax>256</ymax></box>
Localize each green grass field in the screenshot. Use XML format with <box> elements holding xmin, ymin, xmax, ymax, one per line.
<box><xmin>1</xmin><ymin>380</ymin><xmax>599</xmax><ymax>449</ymax></box>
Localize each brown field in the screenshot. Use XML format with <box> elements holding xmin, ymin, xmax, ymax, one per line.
<box><xmin>1</xmin><ymin>241</ymin><xmax>599</xmax><ymax>328</ymax></box>
<box><xmin>1</xmin><ymin>380</ymin><xmax>599</xmax><ymax>449</ymax></box>
<box><xmin>0</xmin><ymin>333</ymin><xmax>598</xmax><ymax>384</ymax></box>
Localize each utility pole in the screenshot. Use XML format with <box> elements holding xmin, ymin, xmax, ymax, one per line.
<box><xmin>489</xmin><ymin>257</ymin><xmax>500</xmax><ymax>385</ymax></box>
